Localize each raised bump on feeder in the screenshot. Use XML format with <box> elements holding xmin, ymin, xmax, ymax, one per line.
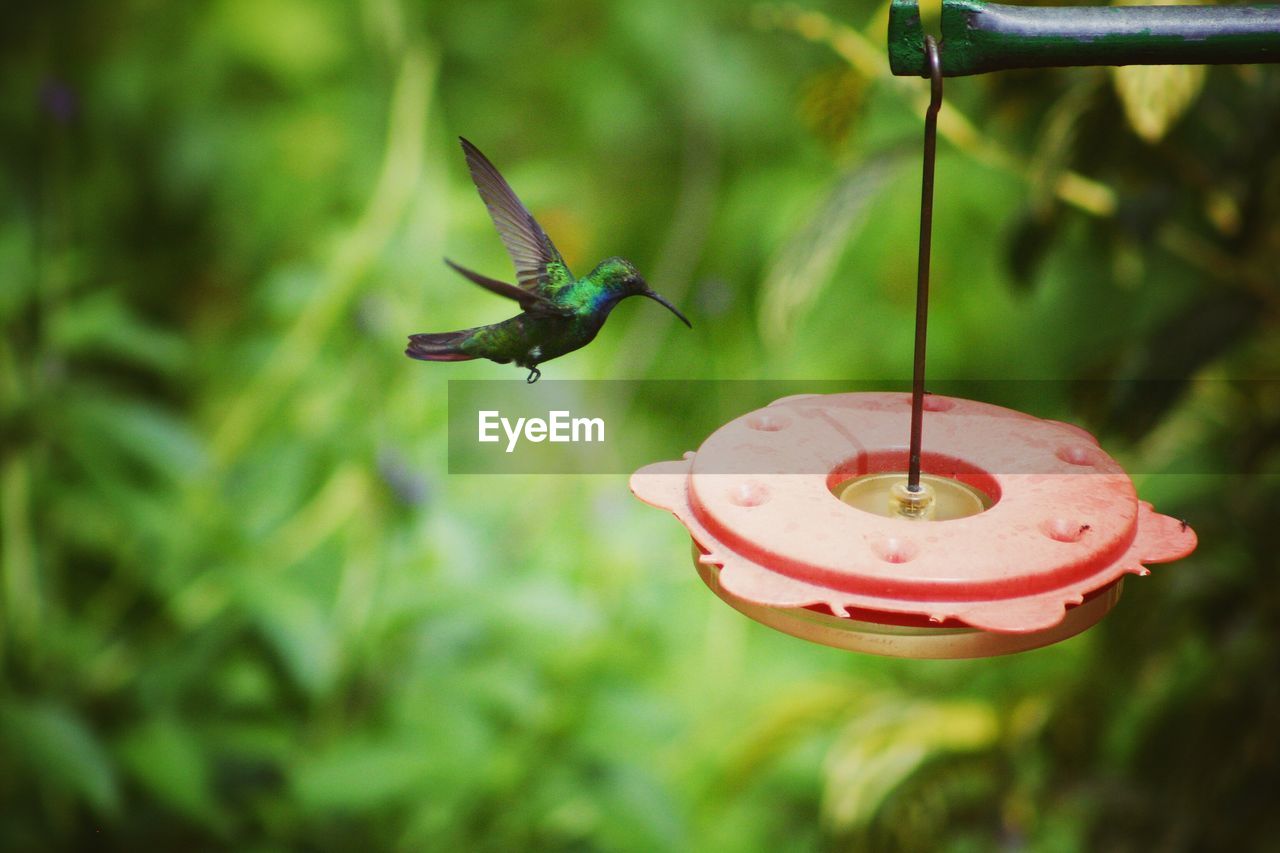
<box><xmin>630</xmin><ymin>392</ymin><xmax>1197</xmax><ymax>659</ymax></box>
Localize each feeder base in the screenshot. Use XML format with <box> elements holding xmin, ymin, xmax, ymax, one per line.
<box><xmin>695</xmin><ymin>548</ymin><xmax>1122</xmax><ymax>659</ymax></box>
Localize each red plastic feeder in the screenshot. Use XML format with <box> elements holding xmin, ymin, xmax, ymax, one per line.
<box><xmin>630</xmin><ymin>392</ymin><xmax>1196</xmax><ymax>658</ymax></box>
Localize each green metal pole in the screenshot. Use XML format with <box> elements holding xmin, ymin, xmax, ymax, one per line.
<box><xmin>889</xmin><ymin>0</ymin><xmax>1280</xmax><ymax>77</ymax></box>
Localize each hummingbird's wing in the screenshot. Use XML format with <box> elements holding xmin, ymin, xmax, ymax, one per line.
<box><xmin>443</xmin><ymin>258</ymin><xmax>566</xmax><ymax>315</ymax></box>
<box><xmin>459</xmin><ymin>138</ymin><xmax>573</xmax><ymax>297</ymax></box>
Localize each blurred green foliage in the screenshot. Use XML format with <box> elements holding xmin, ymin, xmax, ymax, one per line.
<box><xmin>2</xmin><ymin>0</ymin><xmax>1278</xmax><ymax>849</ymax></box>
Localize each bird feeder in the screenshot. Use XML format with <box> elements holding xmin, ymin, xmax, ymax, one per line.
<box><xmin>631</xmin><ymin>393</ymin><xmax>1196</xmax><ymax>658</ymax></box>
<box><xmin>630</xmin><ymin>0</ymin><xmax>1278</xmax><ymax>657</ymax></box>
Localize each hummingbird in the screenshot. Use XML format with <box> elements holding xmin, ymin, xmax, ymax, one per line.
<box><xmin>405</xmin><ymin>138</ymin><xmax>691</xmax><ymax>383</ymax></box>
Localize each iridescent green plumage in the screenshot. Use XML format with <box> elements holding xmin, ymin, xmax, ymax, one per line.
<box><xmin>406</xmin><ymin>139</ymin><xmax>690</xmax><ymax>382</ymax></box>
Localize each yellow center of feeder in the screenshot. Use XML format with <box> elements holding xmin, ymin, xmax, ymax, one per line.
<box><xmin>836</xmin><ymin>473</ymin><xmax>991</xmax><ymax>521</ymax></box>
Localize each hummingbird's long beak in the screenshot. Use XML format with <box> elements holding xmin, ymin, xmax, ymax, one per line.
<box><xmin>641</xmin><ymin>289</ymin><xmax>692</xmax><ymax>328</ymax></box>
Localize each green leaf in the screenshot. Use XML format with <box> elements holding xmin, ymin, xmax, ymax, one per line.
<box><xmin>0</xmin><ymin>700</ymin><xmax>121</xmax><ymax>817</ymax></box>
<box><xmin>1083</xmin><ymin>290</ymin><xmax>1263</xmax><ymax>442</ymax></box>
<box><xmin>116</xmin><ymin>717</ymin><xmax>228</xmax><ymax>831</ymax></box>
<box><xmin>246</xmin><ymin>580</ymin><xmax>341</xmax><ymax>699</ymax></box>
<box><xmin>293</xmin><ymin>739</ymin><xmax>429</xmax><ymax>813</ymax></box>
<box><xmin>214</xmin><ymin>0</ymin><xmax>347</xmax><ymax>84</ymax></box>
<box><xmin>48</xmin><ymin>292</ymin><xmax>187</xmax><ymax>375</ymax></box>
<box><xmin>63</xmin><ymin>391</ymin><xmax>207</xmax><ymax>483</ymax></box>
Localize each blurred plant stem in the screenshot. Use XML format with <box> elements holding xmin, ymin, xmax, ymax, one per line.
<box><xmin>613</xmin><ymin>104</ymin><xmax>721</xmax><ymax>378</ymax></box>
<box><xmin>1</xmin><ymin>453</ymin><xmax>40</xmax><ymax>655</ymax></box>
<box><xmin>1157</xmin><ymin>222</ymin><xmax>1280</xmax><ymax>311</ymax></box>
<box><xmin>210</xmin><ymin>46</ymin><xmax>436</xmax><ymax>467</ymax></box>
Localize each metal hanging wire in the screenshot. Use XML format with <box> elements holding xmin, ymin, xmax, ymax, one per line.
<box><xmin>908</xmin><ymin>35</ymin><xmax>943</xmax><ymax>492</ymax></box>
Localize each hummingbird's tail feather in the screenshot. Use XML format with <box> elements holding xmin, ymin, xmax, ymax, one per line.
<box><xmin>405</xmin><ymin>331</ymin><xmax>478</xmax><ymax>362</ymax></box>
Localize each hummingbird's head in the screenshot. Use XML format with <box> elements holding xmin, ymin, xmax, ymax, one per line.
<box><xmin>595</xmin><ymin>257</ymin><xmax>692</xmax><ymax>328</ymax></box>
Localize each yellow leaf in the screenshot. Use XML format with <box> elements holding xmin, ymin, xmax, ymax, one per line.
<box><xmin>821</xmin><ymin>698</ymin><xmax>999</xmax><ymax>832</ymax></box>
<box><xmin>1112</xmin><ymin>63</ymin><xmax>1206</xmax><ymax>143</ymax></box>
<box><xmin>1109</xmin><ymin>0</ymin><xmax>1206</xmax><ymax>143</ymax></box>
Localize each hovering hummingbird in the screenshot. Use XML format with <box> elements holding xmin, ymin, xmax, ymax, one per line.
<box><xmin>406</xmin><ymin>138</ymin><xmax>691</xmax><ymax>383</ymax></box>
